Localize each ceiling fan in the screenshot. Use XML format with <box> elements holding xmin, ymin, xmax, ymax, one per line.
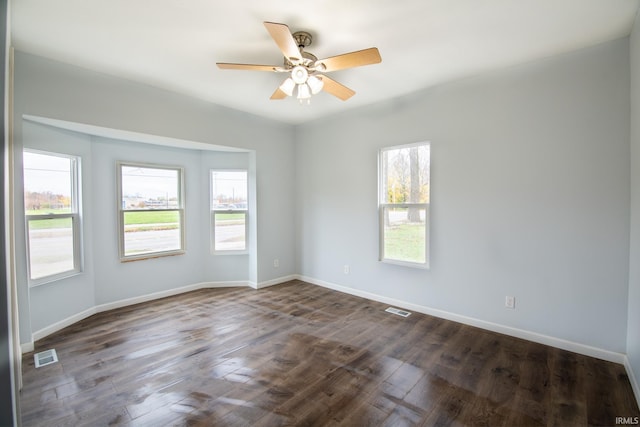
<box><xmin>216</xmin><ymin>22</ymin><xmax>382</xmax><ymax>103</ymax></box>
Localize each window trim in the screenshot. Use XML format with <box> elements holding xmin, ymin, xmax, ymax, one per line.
<box><xmin>24</xmin><ymin>149</ymin><xmax>83</xmax><ymax>286</ymax></box>
<box><xmin>117</xmin><ymin>161</ymin><xmax>186</xmax><ymax>262</ymax></box>
<box><xmin>378</xmin><ymin>142</ymin><xmax>431</xmax><ymax>269</ymax></box>
<box><xmin>210</xmin><ymin>169</ymin><xmax>249</xmax><ymax>255</ymax></box>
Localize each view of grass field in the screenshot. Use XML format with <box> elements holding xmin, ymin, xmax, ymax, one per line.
<box><xmin>384</xmin><ymin>223</ymin><xmax>426</xmax><ymax>263</ymax></box>
<box><xmin>123</xmin><ymin>211</ymin><xmax>180</xmax><ymax>232</ymax></box>
<box><xmin>26</xmin><ymin>209</ymin><xmax>72</xmax><ymax>230</ymax></box>
<box><xmin>27</xmin><ymin>209</ymin><xmax>245</xmax><ymax>230</ymax></box>
<box><xmin>381</xmin><ymin>143</ymin><xmax>430</xmax><ymax>265</ymax></box>
<box><xmin>124</xmin><ymin>210</ymin><xmax>179</xmax><ymax>225</ymax></box>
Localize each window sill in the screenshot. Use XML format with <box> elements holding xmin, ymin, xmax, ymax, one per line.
<box><xmin>29</xmin><ymin>270</ymin><xmax>83</xmax><ymax>288</ymax></box>
<box><xmin>212</xmin><ymin>250</ymin><xmax>249</xmax><ymax>256</ymax></box>
<box><xmin>380</xmin><ymin>258</ymin><xmax>430</xmax><ymax>270</ymax></box>
<box><xmin>120</xmin><ymin>250</ymin><xmax>186</xmax><ymax>263</ymax></box>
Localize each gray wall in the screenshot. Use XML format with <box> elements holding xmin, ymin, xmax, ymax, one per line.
<box><xmin>628</xmin><ymin>10</ymin><xmax>640</xmax><ymax>398</ymax></box>
<box><xmin>16</xmin><ymin>120</ymin><xmax>253</xmax><ymax>341</ymax></box>
<box><xmin>90</xmin><ymin>136</ymin><xmax>250</xmax><ymax>305</ymax></box>
<box><xmin>16</xmin><ymin>122</ymin><xmax>96</xmax><ymax>337</ymax></box>
<box><xmin>13</xmin><ymin>52</ymin><xmax>296</xmax><ymax>344</ymax></box>
<box><xmin>295</xmin><ymin>38</ymin><xmax>631</xmax><ymax>353</ymax></box>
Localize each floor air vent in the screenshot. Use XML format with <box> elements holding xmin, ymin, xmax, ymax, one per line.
<box><xmin>34</xmin><ymin>349</ymin><xmax>58</xmax><ymax>368</ymax></box>
<box><xmin>385</xmin><ymin>307</ymin><xmax>412</xmax><ymax>317</ymax></box>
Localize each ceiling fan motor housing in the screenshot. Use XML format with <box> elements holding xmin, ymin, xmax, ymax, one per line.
<box><xmin>284</xmin><ymin>51</ymin><xmax>318</xmax><ymax>68</ymax></box>
<box><xmin>291</xmin><ymin>66</ymin><xmax>309</xmax><ymax>84</ymax></box>
<box><xmin>285</xmin><ymin>32</ymin><xmax>318</xmax><ymax>68</ymax></box>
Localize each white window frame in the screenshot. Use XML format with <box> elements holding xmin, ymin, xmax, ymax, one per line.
<box><xmin>24</xmin><ymin>149</ymin><xmax>83</xmax><ymax>286</ymax></box>
<box><xmin>117</xmin><ymin>161</ymin><xmax>185</xmax><ymax>261</ymax></box>
<box><xmin>378</xmin><ymin>142</ymin><xmax>430</xmax><ymax>269</ymax></box>
<box><xmin>210</xmin><ymin>169</ymin><xmax>248</xmax><ymax>255</ymax></box>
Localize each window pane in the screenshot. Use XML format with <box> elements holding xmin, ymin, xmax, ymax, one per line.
<box><xmin>123</xmin><ymin>210</ymin><xmax>182</xmax><ymax>256</ymax></box>
<box><xmin>27</xmin><ymin>217</ymin><xmax>75</xmax><ymax>280</ymax></box>
<box><xmin>214</xmin><ymin>212</ymin><xmax>246</xmax><ymax>251</ymax></box>
<box><xmin>121</xmin><ymin>166</ymin><xmax>179</xmax><ymax>210</ymax></box>
<box><xmin>211</xmin><ymin>170</ymin><xmax>248</xmax><ymax>253</ymax></box>
<box><xmin>382</xmin><ymin>145</ymin><xmax>430</xmax><ymax>204</ymax></box>
<box><xmin>23</xmin><ymin>152</ymin><xmax>73</xmax><ymax>213</ymax></box>
<box><xmin>118</xmin><ymin>163</ymin><xmax>184</xmax><ymax>260</ymax></box>
<box><xmin>383</xmin><ymin>206</ymin><xmax>426</xmax><ymax>264</ymax></box>
<box><xmin>24</xmin><ymin>150</ymin><xmax>81</xmax><ymax>282</ymax></box>
<box><xmin>211</xmin><ymin>171</ymin><xmax>248</xmax><ymax>210</ymax></box>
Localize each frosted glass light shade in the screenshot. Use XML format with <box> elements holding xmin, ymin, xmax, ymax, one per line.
<box><xmin>279</xmin><ymin>78</ymin><xmax>295</xmax><ymax>96</ymax></box>
<box><xmin>307</xmin><ymin>75</ymin><xmax>324</xmax><ymax>94</ymax></box>
<box><xmin>297</xmin><ymin>83</ymin><xmax>311</xmax><ymax>99</ymax></box>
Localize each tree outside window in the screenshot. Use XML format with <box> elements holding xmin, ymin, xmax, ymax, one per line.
<box><xmin>379</xmin><ymin>143</ymin><xmax>430</xmax><ymax>267</ymax></box>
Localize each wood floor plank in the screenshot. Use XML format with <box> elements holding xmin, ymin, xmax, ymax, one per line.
<box><xmin>20</xmin><ymin>280</ymin><xmax>639</xmax><ymax>426</ymax></box>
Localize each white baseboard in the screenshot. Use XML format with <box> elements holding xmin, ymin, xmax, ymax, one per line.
<box><xmin>297</xmin><ymin>274</ymin><xmax>627</xmax><ymax>365</ymax></box>
<box><xmin>25</xmin><ymin>272</ymin><xmax>629</xmax><ymax>375</ymax></box>
<box><xmin>624</xmin><ymin>355</ymin><xmax>640</xmax><ymax>409</ymax></box>
<box><xmin>257</xmin><ymin>274</ymin><xmax>298</xmax><ymax>289</ymax></box>
<box><xmin>20</xmin><ymin>342</ymin><xmax>34</xmax><ymax>354</ymax></box>
<box><xmin>26</xmin><ymin>280</ymin><xmax>251</xmax><ymax>351</ymax></box>
<box><xmin>93</xmin><ymin>281</ymin><xmax>250</xmax><ymax>314</ymax></box>
<box><xmin>205</xmin><ymin>281</ymin><xmax>250</xmax><ymax>289</ymax></box>
<box><xmin>31</xmin><ymin>306</ymin><xmax>97</xmax><ymax>344</ymax></box>
<box><xmin>23</xmin><ymin>277</ymin><xmax>302</xmax><ymax>353</ymax></box>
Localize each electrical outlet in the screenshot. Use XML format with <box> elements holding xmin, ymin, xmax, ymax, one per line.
<box><xmin>273</xmin><ymin>259</ymin><xmax>279</xmax><ymax>268</ymax></box>
<box><xmin>505</xmin><ymin>296</ymin><xmax>515</xmax><ymax>309</ymax></box>
<box><xmin>343</xmin><ymin>265</ymin><xmax>350</xmax><ymax>275</ymax></box>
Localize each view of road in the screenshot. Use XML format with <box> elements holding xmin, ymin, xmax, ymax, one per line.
<box><xmin>28</xmin><ymin>222</ymin><xmax>245</xmax><ymax>279</ymax></box>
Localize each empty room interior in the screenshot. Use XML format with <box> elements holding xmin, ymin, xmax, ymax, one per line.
<box><xmin>2</xmin><ymin>0</ymin><xmax>640</xmax><ymax>425</ymax></box>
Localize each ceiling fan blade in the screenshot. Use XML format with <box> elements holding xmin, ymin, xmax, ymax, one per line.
<box><xmin>319</xmin><ymin>75</ymin><xmax>355</xmax><ymax>101</ymax></box>
<box><xmin>264</xmin><ymin>22</ymin><xmax>301</xmax><ymax>62</ymax></box>
<box><xmin>317</xmin><ymin>47</ymin><xmax>381</xmax><ymax>72</ymax></box>
<box><xmin>217</xmin><ymin>63</ymin><xmax>278</xmax><ymax>72</ymax></box>
<box><xmin>270</xmin><ymin>87</ymin><xmax>288</xmax><ymax>100</ymax></box>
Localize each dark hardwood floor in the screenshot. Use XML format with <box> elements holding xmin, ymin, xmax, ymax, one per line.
<box><xmin>20</xmin><ymin>280</ymin><xmax>639</xmax><ymax>426</ymax></box>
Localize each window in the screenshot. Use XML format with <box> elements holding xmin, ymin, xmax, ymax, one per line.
<box><xmin>118</xmin><ymin>162</ymin><xmax>185</xmax><ymax>261</ymax></box>
<box><xmin>23</xmin><ymin>150</ymin><xmax>82</xmax><ymax>284</ymax></box>
<box><xmin>211</xmin><ymin>170</ymin><xmax>248</xmax><ymax>253</ymax></box>
<box><xmin>379</xmin><ymin>142</ymin><xmax>430</xmax><ymax>267</ymax></box>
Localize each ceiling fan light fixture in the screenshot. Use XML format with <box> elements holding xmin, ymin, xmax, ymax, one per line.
<box><xmin>297</xmin><ymin>83</ymin><xmax>311</xmax><ymax>100</ymax></box>
<box><xmin>279</xmin><ymin>77</ymin><xmax>295</xmax><ymax>96</ymax></box>
<box><xmin>307</xmin><ymin>75</ymin><xmax>324</xmax><ymax>94</ymax></box>
<box><xmin>291</xmin><ymin>65</ymin><xmax>309</xmax><ymax>84</ymax></box>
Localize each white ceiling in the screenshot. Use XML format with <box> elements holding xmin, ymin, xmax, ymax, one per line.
<box><xmin>11</xmin><ymin>0</ymin><xmax>640</xmax><ymax>124</ymax></box>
